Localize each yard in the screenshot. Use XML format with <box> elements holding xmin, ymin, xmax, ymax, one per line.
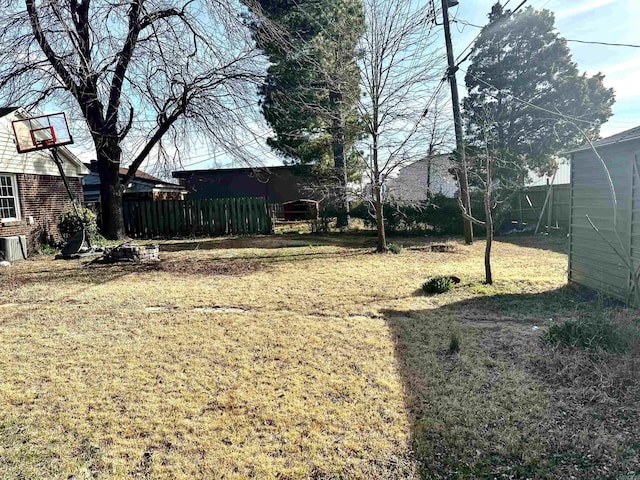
<box><xmin>0</xmin><ymin>234</ymin><xmax>638</xmax><ymax>479</ymax></box>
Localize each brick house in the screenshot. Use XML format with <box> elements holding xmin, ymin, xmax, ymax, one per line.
<box><xmin>0</xmin><ymin>107</ymin><xmax>89</xmax><ymax>252</ymax></box>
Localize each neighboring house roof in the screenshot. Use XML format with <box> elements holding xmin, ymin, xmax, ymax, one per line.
<box><xmin>565</xmin><ymin>125</ymin><xmax>640</xmax><ymax>154</ymax></box>
<box><xmin>0</xmin><ymin>107</ymin><xmax>89</xmax><ymax>177</ymax></box>
<box><xmin>84</xmin><ymin>161</ymin><xmax>181</xmax><ymax>187</ymax></box>
<box><xmin>172</xmin><ymin>165</ymin><xmax>297</xmax><ymax>178</ymax></box>
<box><xmin>0</xmin><ymin>107</ymin><xmax>19</xmax><ymax>117</ymax></box>
<box><xmin>82</xmin><ymin>161</ymin><xmax>186</xmax><ymax>203</ymax></box>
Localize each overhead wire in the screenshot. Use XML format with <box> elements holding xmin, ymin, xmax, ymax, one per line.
<box><xmin>452</xmin><ymin>0</ymin><xmax>528</xmax><ymax>66</ymax></box>
<box><xmin>565</xmin><ymin>39</ymin><xmax>640</xmax><ymax>48</ymax></box>
<box><xmin>460</xmin><ymin>65</ymin><xmax>603</xmax><ymax>126</ymax></box>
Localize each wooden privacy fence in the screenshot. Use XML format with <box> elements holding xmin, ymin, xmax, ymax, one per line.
<box><xmin>123</xmin><ymin>197</ymin><xmax>273</xmax><ymax>238</ymax></box>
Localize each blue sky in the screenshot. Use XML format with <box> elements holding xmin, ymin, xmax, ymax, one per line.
<box><xmin>448</xmin><ymin>0</ymin><xmax>640</xmax><ymax>137</ymax></box>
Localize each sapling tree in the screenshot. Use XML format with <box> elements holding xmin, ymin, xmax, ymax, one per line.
<box><xmin>358</xmin><ymin>0</ymin><xmax>443</xmax><ymax>251</ymax></box>
<box><xmin>457</xmin><ymin>108</ymin><xmax>525</xmax><ymax>285</ymax></box>
<box><xmin>459</xmin><ymin>1</ymin><xmax>616</xmax><ymax>282</ymax></box>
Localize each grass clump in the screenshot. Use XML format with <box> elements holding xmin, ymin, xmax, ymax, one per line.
<box><xmin>387</xmin><ymin>243</ymin><xmax>402</xmax><ymax>254</ymax></box>
<box><xmin>422</xmin><ymin>275</ymin><xmax>454</xmax><ymax>294</ymax></box>
<box><xmin>542</xmin><ymin>309</ymin><xmax>639</xmax><ymax>354</ymax></box>
<box><xmin>449</xmin><ymin>333</ymin><xmax>460</xmax><ymax>354</ymax></box>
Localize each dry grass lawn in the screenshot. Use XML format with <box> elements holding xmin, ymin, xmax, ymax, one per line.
<box><xmin>0</xmin><ymin>233</ymin><xmax>638</xmax><ymax>479</ymax></box>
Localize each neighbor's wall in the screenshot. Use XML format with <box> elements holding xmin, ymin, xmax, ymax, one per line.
<box><xmin>178</xmin><ymin>169</ymin><xmax>318</xmax><ymax>204</ymax></box>
<box><xmin>569</xmin><ymin>140</ymin><xmax>640</xmax><ymax>301</ymax></box>
<box><xmin>0</xmin><ymin>174</ymin><xmax>83</xmax><ymax>251</ymax></box>
<box><xmin>386</xmin><ymin>157</ymin><xmax>457</xmax><ymax>202</ymax></box>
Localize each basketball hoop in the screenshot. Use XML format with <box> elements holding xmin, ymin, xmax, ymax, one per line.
<box><xmin>12</xmin><ymin>112</ymin><xmax>73</xmax><ymax>154</ymax></box>
<box><xmin>11</xmin><ymin>111</ymin><xmax>89</xmax><ymax>251</ymax></box>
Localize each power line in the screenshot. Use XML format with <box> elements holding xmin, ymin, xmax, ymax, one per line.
<box><xmin>566</xmin><ymin>39</ymin><xmax>640</xmax><ymax>48</ymax></box>
<box><xmin>453</xmin><ymin>0</ymin><xmax>528</xmax><ymax>65</ymax></box>
<box><xmin>460</xmin><ymin>66</ymin><xmax>600</xmax><ymax>126</ymax></box>
<box><xmin>449</xmin><ymin>23</ymin><xmax>640</xmax><ymax>50</ymax></box>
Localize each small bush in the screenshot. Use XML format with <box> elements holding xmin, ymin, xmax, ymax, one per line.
<box><xmin>449</xmin><ymin>333</ymin><xmax>460</xmax><ymax>354</ymax></box>
<box><xmin>422</xmin><ymin>276</ymin><xmax>454</xmax><ymax>294</ymax></box>
<box><xmin>387</xmin><ymin>243</ymin><xmax>402</xmax><ymax>254</ymax></box>
<box><xmin>542</xmin><ymin>311</ymin><xmax>639</xmax><ymax>354</ymax></box>
<box><xmin>58</xmin><ymin>207</ymin><xmax>98</xmax><ymax>243</ymax></box>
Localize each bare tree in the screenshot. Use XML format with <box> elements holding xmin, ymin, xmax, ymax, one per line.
<box><xmin>357</xmin><ymin>0</ymin><xmax>443</xmax><ymax>251</ymax></box>
<box><xmin>0</xmin><ymin>1</ymin><xmax>270</xmax><ymax>239</ymax></box>
<box><xmin>457</xmin><ymin>107</ymin><xmax>525</xmax><ymax>285</ymax></box>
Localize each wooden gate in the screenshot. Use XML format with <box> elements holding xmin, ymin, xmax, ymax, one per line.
<box><xmin>123</xmin><ymin>197</ymin><xmax>272</xmax><ymax>238</ymax></box>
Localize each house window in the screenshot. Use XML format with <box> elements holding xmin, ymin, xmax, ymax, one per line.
<box><xmin>0</xmin><ymin>174</ymin><xmax>20</xmax><ymax>222</ymax></box>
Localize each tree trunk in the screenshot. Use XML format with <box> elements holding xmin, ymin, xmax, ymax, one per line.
<box><xmin>484</xmin><ymin>168</ymin><xmax>493</xmax><ymax>285</ymax></box>
<box><xmin>484</xmin><ymin>213</ymin><xmax>493</xmax><ymax>285</ymax></box>
<box><xmin>95</xmin><ymin>136</ymin><xmax>125</xmax><ymax>240</ymax></box>
<box><xmin>330</xmin><ymin>89</ymin><xmax>350</xmax><ymax>228</ymax></box>
<box><xmin>371</xmin><ymin>138</ymin><xmax>386</xmax><ymax>252</ymax></box>
<box><xmin>374</xmin><ymin>179</ymin><xmax>386</xmax><ymax>252</ymax></box>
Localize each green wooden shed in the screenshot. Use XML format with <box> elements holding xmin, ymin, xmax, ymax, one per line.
<box><xmin>567</xmin><ymin>126</ymin><xmax>640</xmax><ymax>303</ymax></box>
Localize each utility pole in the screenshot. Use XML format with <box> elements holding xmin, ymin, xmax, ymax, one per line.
<box><xmin>441</xmin><ymin>0</ymin><xmax>473</xmax><ymax>244</ymax></box>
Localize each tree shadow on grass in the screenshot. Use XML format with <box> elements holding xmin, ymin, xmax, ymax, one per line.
<box><xmin>383</xmin><ymin>284</ymin><xmax>638</xmax><ymax>479</ymax></box>
<box><xmin>3</xmin><ymin>247</ymin><xmax>375</xmax><ymax>290</ymax></box>
<box><xmin>159</xmin><ymin>232</ymin><xmax>460</xmax><ymax>252</ymax></box>
<box><xmin>3</xmin><ymin>261</ymin><xmax>163</xmax><ymax>290</ymax></box>
<box><xmin>160</xmin><ymin>232</ymin><xmax>379</xmax><ymax>252</ymax></box>
<box><xmin>495</xmin><ymin>233</ymin><xmax>569</xmax><ymax>254</ymax></box>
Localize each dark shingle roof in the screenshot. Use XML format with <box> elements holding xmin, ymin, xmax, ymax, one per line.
<box><xmin>84</xmin><ymin>162</ymin><xmax>180</xmax><ymax>186</ymax></box>
<box><xmin>0</xmin><ymin>107</ymin><xmax>19</xmax><ymax>117</ymax></box>
<box><xmin>567</xmin><ymin>125</ymin><xmax>640</xmax><ymax>154</ymax></box>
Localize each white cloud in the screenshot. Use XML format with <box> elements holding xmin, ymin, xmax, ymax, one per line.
<box><xmin>588</xmin><ymin>56</ymin><xmax>640</xmax><ymax>100</ymax></box>
<box><xmin>554</xmin><ymin>0</ymin><xmax>617</xmax><ymax>19</ymax></box>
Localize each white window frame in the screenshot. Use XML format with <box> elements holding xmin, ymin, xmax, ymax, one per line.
<box><xmin>0</xmin><ymin>174</ymin><xmax>21</xmax><ymax>222</ymax></box>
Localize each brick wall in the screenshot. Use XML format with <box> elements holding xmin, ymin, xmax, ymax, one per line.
<box><xmin>0</xmin><ymin>174</ymin><xmax>83</xmax><ymax>252</ymax></box>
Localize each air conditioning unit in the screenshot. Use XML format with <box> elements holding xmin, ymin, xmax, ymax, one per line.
<box><xmin>0</xmin><ymin>235</ymin><xmax>28</xmax><ymax>261</ymax></box>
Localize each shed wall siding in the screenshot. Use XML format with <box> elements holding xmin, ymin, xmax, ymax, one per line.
<box><xmin>570</xmin><ymin>140</ymin><xmax>640</xmax><ymax>301</ymax></box>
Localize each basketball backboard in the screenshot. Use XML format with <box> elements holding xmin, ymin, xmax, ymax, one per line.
<box><xmin>12</xmin><ymin>112</ymin><xmax>73</xmax><ymax>153</ymax></box>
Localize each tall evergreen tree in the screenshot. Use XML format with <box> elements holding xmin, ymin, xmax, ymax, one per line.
<box><xmin>246</xmin><ymin>0</ymin><xmax>365</xmax><ymax>226</ymax></box>
<box><xmin>463</xmin><ymin>2</ymin><xmax>615</xmax><ymax>176</ymax></box>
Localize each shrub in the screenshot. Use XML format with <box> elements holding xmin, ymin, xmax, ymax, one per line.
<box><xmin>387</xmin><ymin>243</ymin><xmax>402</xmax><ymax>254</ymax></box>
<box><xmin>449</xmin><ymin>333</ymin><xmax>460</xmax><ymax>354</ymax></box>
<box><xmin>542</xmin><ymin>311</ymin><xmax>639</xmax><ymax>354</ymax></box>
<box><xmin>422</xmin><ymin>276</ymin><xmax>454</xmax><ymax>294</ymax></box>
<box><xmin>350</xmin><ymin>194</ymin><xmax>476</xmax><ymax>235</ymax></box>
<box><xmin>58</xmin><ymin>207</ymin><xmax>98</xmax><ymax>243</ymax></box>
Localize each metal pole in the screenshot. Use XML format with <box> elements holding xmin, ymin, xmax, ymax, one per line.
<box><xmin>51</xmin><ymin>148</ymin><xmax>92</xmax><ymax>248</ymax></box>
<box><xmin>51</xmin><ymin>148</ymin><xmax>80</xmax><ymax>216</ymax></box>
<box><xmin>441</xmin><ymin>0</ymin><xmax>473</xmax><ymax>244</ymax></box>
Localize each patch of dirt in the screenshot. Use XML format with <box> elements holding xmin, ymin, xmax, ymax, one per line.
<box><xmin>192</xmin><ymin>306</ymin><xmax>249</xmax><ymax>313</ymax></box>
<box><xmin>157</xmin><ymin>257</ymin><xmax>268</xmax><ymax>276</ymax></box>
<box><xmin>0</xmin><ymin>275</ymin><xmax>28</xmax><ymax>292</ymax></box>
<box><xmin>430</xmin><ymin>244</ymin><xmax>457</xmax><ymax>253</ymax></box>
